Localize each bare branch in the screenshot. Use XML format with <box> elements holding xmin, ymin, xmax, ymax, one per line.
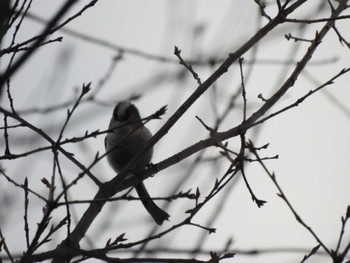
<box><xmin>0</xmin><ymin>0</ymin><xmax>78</xmax><ymax>90</ymax></box>
<box><xmin>247</xmin><ymin>141</ymin><xmax>332</xmax><ymax>256</ymax></box>
<box><xmin>174</xmin><ymin>46</ymin><xmax>202</xmax><ymax>85</ymax></box>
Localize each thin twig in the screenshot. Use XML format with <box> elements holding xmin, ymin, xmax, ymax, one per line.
<box><xmin>3</xmin><ymin>114</ymin><xmax>11</xmax><ymax>155</ymax></box>
<box><xmin>8</xmin><ymin>0</ymin><xmax>33</xmax><ymax>48</ymax></box>
<box><xmin>0</xmin><ymin>106</ymin><xmax>102</xmax><ymax>187</ymax></box>
<box><xmin>247</xmin><ymin>141</ymin><xmax>332</xmax><ymax>256</ymax></box>
<box><xmin>300</xmin><ymin>244</ymin><xmax>321</xmax><ymax>263</ymax></box>
<box><xmin>252</xmin><ymin>0</ymin><xmax>272</xmax><ymax>21</ymax></box>
<box><xmin>23</xmin><ymin>177</ymin><xmax>30</xmax><ymax>249</ymax></box>
<box><xmin>336</xmin><ymin>206</ymin><xmax>350</xmax><ymax>261</ymax></box>
<box><xmin>285</xmin><ymin>15</ymin><xmax>350</xmax><ymax>23</ymax></box>
<box><xmin>174</xmin><ymin>46</ymin><xmax>202</xmax><ymax>85</ymax></box>
<box><xmin>238</xmin><ymin>134</ymin><xmax>266</xmax><ymax>208</ymax></box>
<box><xmin>56</xmin><ymin>83</ymin><xmax>91</xmax><ymax>144</ymax></box>
<box><xmin>239</xmin><ymin>57</ymin><xmax>247</xmax><ymax>121</ymax></box>
<box><xmin>0</xmin><ymin>228</ymin><xmax>15</xmax><ymax>263</ymax></box>
<box><xmin>10</xmin><ymin>36</ymin><xmax>63</xmax><ymax>52</ymax></box>
<box><xmin>285</xmin><ymin>32</ymin><xmax>314</xmax><ymax>43</ymax></box>
<box><xmin>332</xmin><ymin>24</ymin><xmax>350</xmax><ymax>49</ymax></box>
<box><xmin>92</xmin><ymin>53</ymin><xmax>123</xmax><ymax>96</ymax></box>
<box><xmin>0</xmin><ymin>169</ymin><xmax>47</xmax><ymax>202</ymax></box>
<box><xmin>55</xmin><ymin>189</ymin><xmax>194</xmax><ymax>207</ymax></box>
<box><xmin>248</xmin><ymin>67</ymin><xmax>350</xmax><ymax>129</ymax></box>
<box><xmin>55</xmin><ymin>153</ymin><xmax>72</xmax><ymax>239</ymax></box>
<box><xmin>0</xmin><ymin>0</ymin><xmax>78</xmax><ymax>89</ymax></box>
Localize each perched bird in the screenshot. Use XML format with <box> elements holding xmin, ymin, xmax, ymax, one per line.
<box><xmin>105</xmin><ymin>101</ymin><xmax>169</xmax><ymax>225</ymax></box>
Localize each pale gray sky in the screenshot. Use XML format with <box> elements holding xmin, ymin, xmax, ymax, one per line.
<box><xmin>1</xmin><ymin>1</ymin><xmax>350</xmax><ymax>262</ymax></box>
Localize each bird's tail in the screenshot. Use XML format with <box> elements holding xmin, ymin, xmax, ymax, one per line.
<box><xmin>135</xmin><ymin>182</ymin><xmax>170</xmax><ymax>225</ymax></box>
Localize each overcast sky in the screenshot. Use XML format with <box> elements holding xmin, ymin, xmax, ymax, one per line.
<box><xmin>1</xmin><ymin>1</ymin><xmax>350</xmax><ymax>262</ymax></box>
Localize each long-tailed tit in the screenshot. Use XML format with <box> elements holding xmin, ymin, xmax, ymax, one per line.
<box><xmin>105</xmin><ymin>101</ymin><xmax>169</xmax><ymax>225</ymax></box>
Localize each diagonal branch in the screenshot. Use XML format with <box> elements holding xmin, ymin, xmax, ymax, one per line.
<box><xmin>0</xmin><ymin>0</ymin><xmax>78</xmax><ymax>90</ymax></box>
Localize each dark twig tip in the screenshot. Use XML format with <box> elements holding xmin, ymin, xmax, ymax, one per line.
<box><xmin>82</xmin><ymin>82</ymin><xmax>91</xmax><ymax>94</ymax></box>
<box><xmin>151</xmin><ymin>105</ymin><xmax>168</xmax><ymax>119</ymax></box>
<box><xmin>174</xmin><ymin>45</ymin><xmax>181</xmax><ymax>55</ymax></box>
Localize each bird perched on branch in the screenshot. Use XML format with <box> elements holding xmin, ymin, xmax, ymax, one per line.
<box><xmin>105</xmin><ymin>101</ymin><xmax>169</xmax><ymax>225</ymax></box>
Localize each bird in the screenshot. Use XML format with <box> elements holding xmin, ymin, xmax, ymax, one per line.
<box><xmin>105</xmin><ymin>101</ymin><xmax>169</xmax><ymax>225</ymax></box>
